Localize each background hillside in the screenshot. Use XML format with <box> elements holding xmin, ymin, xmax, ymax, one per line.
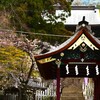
<box><xmin>0</xmin><ymin>0</ymin><xmax>73</xmax><ymax>44</ymax></box>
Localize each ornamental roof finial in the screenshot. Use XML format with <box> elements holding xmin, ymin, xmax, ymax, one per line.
<box><xmin>78</xmin><ymin>16</ymin><xmax>88</xmax><ymax>25</ymax></box>
<box><xmin>83</xmin><ymin>16</ymin><xmax>85</xmax><ymax>21</ymax></box>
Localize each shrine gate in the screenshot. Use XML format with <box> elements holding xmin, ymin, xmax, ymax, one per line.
<box><xmin>34</xmin><ymin>17</ymin><xmax>100</xmax><ymax>100</ymax></box>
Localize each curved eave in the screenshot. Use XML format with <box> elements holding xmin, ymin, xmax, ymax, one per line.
<box><xmin>83</xmin><ymin>29</ymin><xmax>100</xmax><ymax>48</ymax></box>
<box><xmin>36</xmin><ymin>61</ymin><xmax>57</xmax><ymax>80</ymax></box>
<box><xmin>34</xmin><ymin>27</ymin><xmax>100</xmax><ymax>60</ymax></box>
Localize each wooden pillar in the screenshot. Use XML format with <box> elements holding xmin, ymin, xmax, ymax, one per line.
<box><xmin>56</xmin><ymin>59</ymin><xmax>61</xmax><ymax>100</ymax></box>
<box><xmin>94</xmin><ymin>77</ymin><xmax>100</xmax><ymax>100</ymax></box>
<box><xmin>56</xmin><ymin>67</ymin><xmax>60</xmax><ymax>100</ymax></box>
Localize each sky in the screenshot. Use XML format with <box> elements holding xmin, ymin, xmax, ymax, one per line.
<box><xmin>72</xmin><ymin>0</ymin><xmax>100</xmax><ymax>5</ymax></box>
<box><xmin>82</xmin><ymin>0</ymin><xmax>89</xmax><ymax>5</ymax></box>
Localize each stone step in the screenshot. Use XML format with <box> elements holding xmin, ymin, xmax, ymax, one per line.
<box><xmin>61</xmin><ymin>92</ymin><xmax>83</xmax><ymax>96</ymax></box>
<box><xmin>60</xmin><ymin>96</ymin><xmax>85</xmax><ymax>100</ymax></box>
<box><xmin>61</xmin><ymin>92</ymin><xmax>85</xmax><ymax>100</ymax></box>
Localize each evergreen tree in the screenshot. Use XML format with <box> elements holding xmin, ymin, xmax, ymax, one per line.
<box><xmin>0</xmin><ymin>0</ymin><xmax>73</xmax><ymax>44</ymax></box>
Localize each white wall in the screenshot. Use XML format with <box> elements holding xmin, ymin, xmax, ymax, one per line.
<box><xmin>56</xmin><ymin>9</ymin><xmax>100</xmax><ymax>25</ymax></box>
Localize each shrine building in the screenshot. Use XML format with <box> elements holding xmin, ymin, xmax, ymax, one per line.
<box><xmin>34</xmin><ymin>16</ymin><xmax>100</xmax><ymax>100</ymax></box>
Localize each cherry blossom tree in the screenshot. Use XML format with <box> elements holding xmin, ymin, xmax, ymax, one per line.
<box><xmin>0</xmin><ymin>30</ymin><xmax>54</xmax><ymax>99</ymax></box>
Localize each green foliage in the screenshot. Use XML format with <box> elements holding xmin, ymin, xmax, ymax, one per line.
<box><xmin>0</xmin><ymin>45</ymin><xmax>40</xmax><ymax>89</ymax></box>
<box><xmin>0</xmin><ymin>46</ymin><xmax>27</xmax><ymax>67</ymax></box>
<box><xmin>26</xmin><ymin>22</ymin><xmax>72</xmax><ymax>44</ymax></box>
<box><xmin>0</xmin><ymin>46</ymin><xmax>31</xmax><ymax>87</ymax></box>
<box><xmin>96</xmin><ymin>4</ymin><xmax>100</xmax><ymax>9</ymax></box>
<box><xmin>43</xmin><ymin>96</ymin><xmax>55</xmax><ymax>100</ymax></box>
<box><xmin>0</xmin><ymin>0</ymin><xmax>73</xmax><ymax>44</ymax></box>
